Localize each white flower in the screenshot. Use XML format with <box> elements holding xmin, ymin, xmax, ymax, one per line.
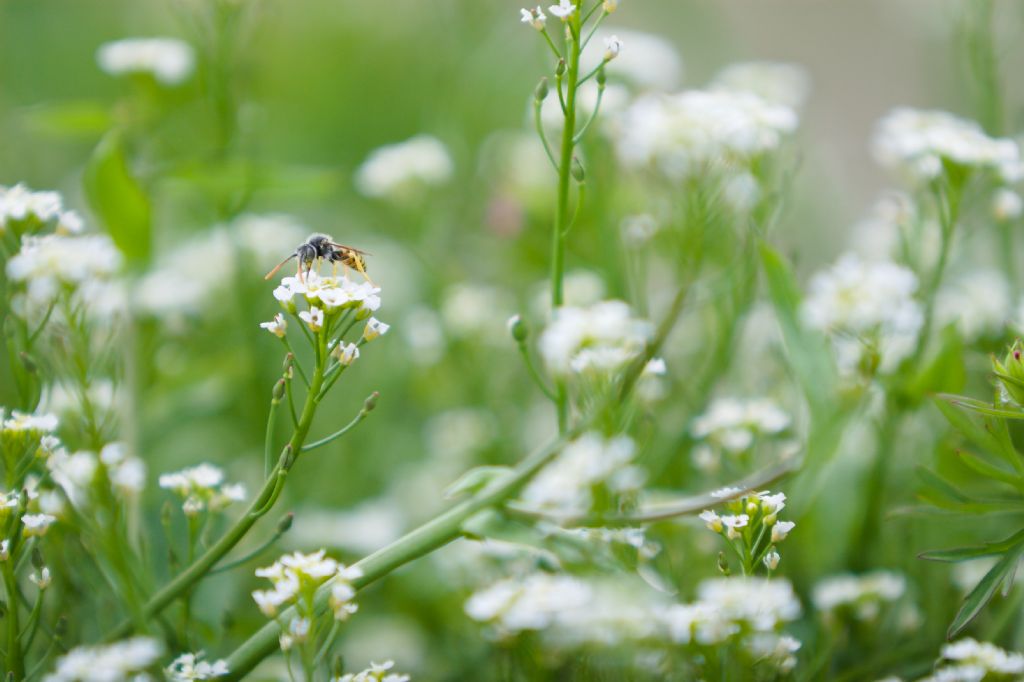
<box><xmin>938</xmin><ymin>638</ymin><xmax>1024</xmax><ymax>676</ymax></box>
<box><xmin>764</xmin><ymin>551</ymin><xmax>780</xmax><ymax>570</ymax></box>
<box><xmin>22</xmin><ymin>513</ymin><xmax>56</xmax><ymax>537</ymax></box>
<box><xmin>802</xmin><ymin>253</ymin><xmax>923</xmax><ymax>376</ymax></box>
<box><xmin>332</xmin><ymin>342</ymin><xmax>360</xmax><ymax>366</ymax></box>
<box><xmin>521</xmin><ymin>433</ymin><xmax>639</xmax><ymax>517</ymax></box>
<box><xmin>691</xmin><ymin>397</ymin><xmax>790</xmax><ymax>455</ymax></box>
<box><xmin>44</xmin><ymin>637</ymin><xmax>163</xmax><ymax>682</ymax></box>
<box><xmin>539</xmin><ymin>300</ymin><xmax>652</xmax><ymax>376</ymax></box>
<box><xmin>363</xmin><ymin>317</ymin><xmax>390</xmax><ymax>341</ymax></box>
<box><xmin>548</xmin><ymin>0</ymin><xmax>575</xmax><ymax>20</ymax></box>
<box><xmin>30</xmin><ymin>566</ymin><xmax>51</xmax><ymax>590</ymax></box>
<box><xmin>253</xmin><ymin>550</ymin><xmax>342</xmax><ymax>617</ymax></box>
<box><xmin>993</xmin><ymin>188</ymin><xmax>1024</xmax><ymax>222</ymax></box>
<box><xmin>159</xmin><ymin>463</ymin><xmax>244</xmax><ymax>513</ymax></box>
<box><xmin>355</xmin><ymin>135</ymin><xmax>453</xmax><ymax>200</ymax></box>
<box><xmin>699</xmin><ymin>510</ymin><xmax>723</xmax><ymax>532</ymax></box>
<box><xmin>712</xmin><ymin>61</ymin><xmax>811</xmax><ymax>110</ymax></box>
<box><xmin>0</xmin><ymin>540</ymin><xmax>8</xmax><ymax>561</ymax></box>
<box><xmin>709</xmin><ymin>486</ymin><xmax>744</xmax><ymax>499</ymax></box>
<box><xmin>167</xmin><ymin>652</ymin><xmax>229</xmax><ymax>680</ymax></box>
<box><xmin>96</xmin><ymin>37</ymin><xmax>195</xmax><ymax>85</ymax></box>
<box><xmin>259</xmin><ymin>313</ymin><xmax>287</xmax><ymax>338</ymax></box>
<box><xmin>603</xmin><ymin>0</ymin><xmax>618</xmax><ymax>13</ymax></box>
<box><xmin>520</xmin><ymin>6</ymin><xmax>546</xmax><ymax>30</ymax></box>
<box><xmin>873</xmin><ymin>107</ymin><xmax>1022</xmax><ymax>184</ymax></box>
<box><xmin>720</xmin><ymin>514</ymin><xmax>749</xmax><ymax>539</ymax></box>
<box><xmin>603</xmin><ymin>35</ymin><xmax>623</xmax><ymax>62</ymax></box>
<box><xmin>299</xmin><ymin>306</ymin><xmax>325</xmax><ymax>331</ymax></box>
<box><xmin>2</xmin><ymin>411</ymin><xmax>59</xmax><ymax>433</ymax></box>
<box><xmin>611</xmin><ymin>89</ymin><xmax>797</xmax><ymax>179</ymax></box>
<box><xmin>771</xmin><ymin>520</ymin><xmax>796</xmax><ymax>543</ymax></box>
<box><xmin>812</xmin><ymin>571</ymin><xmax>905</xmax><ymax>620</ymax></box>
<box><xmin>336</xmin><ymin>660</ymin><xmax>411</xmax><ymax>682</ymax></box>
<box><xmin>0</xmin><ymin>184</ymin><xmax>65</xmax><ymax>229</ymax></box>
<box><xmin>329</xmin><ymin>565</ymin><xmax>364</xmax><ymax>620</ymax></box>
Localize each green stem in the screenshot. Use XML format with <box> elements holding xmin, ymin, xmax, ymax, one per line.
<box><xmin>302</xmin><ymin>402</ymin><xmax>373</xmax><ymax>452</ymax></box>
<box><xmin>265</xmin><ymin>399</ymin><xmax>279</xmax><ymax>479</ymax></box>
<box><xmin>3</xmin><ymin>561</ymin><xmax>23</xmax><ymax>679</ymax></box>
<box><xmin>103</xmin><ymin>349</ymin><xmax>328</xmax><ymax>642</ymax></box>
<box><xmin>516</xmin><ymin>342</ymin><xmax>556</xmax><ymax>401</ymax></box>
<box><xmin>849</xmin><ymin>408</ymin><xmax>902</xmax><ymax>571</ymax></box>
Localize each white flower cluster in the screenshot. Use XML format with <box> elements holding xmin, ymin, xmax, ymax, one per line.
<box><xmin>661</xmin><ymin>578</ymin><xmax>802</xmax><ymax>671</ymax></box>
<box><xmin>6</xmin><ymin>233</ymin><xmax>124</xmax><ymax>320</ymax></box>
<box><xmin>43</xmin><ymin>636</ymin><xmax>163</xmax><ymax>682</ymax></box>
<box><xmin>580</xmin><ymin>29</ymin><xmax>683</xmax><ymax>92</ymax></box>
<box><xmin>612</xmin><ymin>89</ymin><xmax>797</xmax><ymax>179</ymax></box>
<box><xmin>802</xmin><ymin>253</ymin><xmax>923</xmax><ymax>376</ymax></box>
<box><xmin>699</xmin><ymin>490</ymin><xmax>795</xmax><ymax>572</ymax></box>
<box><xmin>873</xmin><ymin>107</ymin><xmax>1022</xmax><ymax>184</ymax></box>
<box><xmin>0</xmin><ymin>184</ymin><xmax>83</xmax><ymax>234</ymax></box>
<box><xmin>166</xmin><ymin>652</ymin><xmax>229</xmax><ymax>681</ymax></box>
<box><xmin>48</xmin><ymin>442</ymin><xmax>146</xmax><ymax>508</ymax></box>
<box><xmin>355</xmin><ymin>135</ymin><xmax>453</xmax><ymax>200</ymax></box>
<box><xmin>158</xmin><ymin>463</ymin><xmax>245</xmax><ymax>515</ymax></box>
<box><xmin>273</xmin><ymin>271</ymin><xmax>382</xmax><ymax>317</ymax></box>
<box><xmin>812</xmin><ymin>571</ymin><xmax>906</xmax><ymax>622</ymax></box>
<box><xmin>918</xmin><ymin>638</ymin><xmax>1024</xmax><ymax>682</ymax></box>
<box><xmin>96</xmin><ymin>37</ymin><xmax>195</xmax><ymax>85</ymax></box>
<box><xmin>2</xmin><ymin>410</ymin><xmax>59</xmax><ymax>434</ymax></box>
<box><xmin>251</xmin><ymin>550</ymin><xmax>362</xmax><ymax>622</ymax></box>
<box><xmin>520</xmin><ymin>432</ymin><xmax>643</xmax><ymax>518</ymax></box>
<box><xmin>539</xmin><ymin>300</ymin><xmax>652</xmax><ymax>376</ymax></box>
<box><xmin>690</xmin><ymin>397</ymin><xmax>790</xmax><ymax>470</ymax></box>
<box><xmin>467</xmin><ymin>572</ymin><xmax>800</xmax><ymax>671</ymax></box>
<box><xmin>334</xmin><ymin>660</ymin><xmax>410</xmax><ymax>682</ymax></box>
<box><xmin>711</xmin><ymin>61</ymin><xmax>811</xmax><ymax>110</ymax></box>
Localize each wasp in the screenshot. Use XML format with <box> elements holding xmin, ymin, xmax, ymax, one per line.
<box><xmin>264</xmin><ymin>234</ymin><xmax>372</xmax><ymax>283</ymax></box>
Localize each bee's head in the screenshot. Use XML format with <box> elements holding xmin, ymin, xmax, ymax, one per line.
<box><xmin>296</xmin><ymin>242</ymin><xmax>318</xmax><ymax>263</ymax></box>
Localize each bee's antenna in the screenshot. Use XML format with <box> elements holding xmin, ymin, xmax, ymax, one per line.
<box><xmin>264</xmin><ymin>253</ymin><xmax>296</xmax><ymax>281</ymax></box>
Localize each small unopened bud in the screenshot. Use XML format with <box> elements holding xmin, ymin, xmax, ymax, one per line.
<box><xmin>745</xmin><ymin>500</ymin><xmax>758</xmax><ymax>515</ymax></box>
<box><xmin>283</xmin><ymin>353</ymin><xmax>295</xmax><ymax>374</ymax></box>
<box><xmin>31</xmin><ymin>547</ymin><xmax>43</xmax><ymax>570</ymax></box>
<box><xmin>597</xmin><ymin>65</ymin><xmax>607</xmax><ymax>87</ymax></box>
<box><xmin>281</xmin><ymin>445</ymin><xmax>295</xmax><ymax>469</ymax></box>
<box><xmin>603</xmin><ymin>35</ymin><xmax>622</xmax><ymax>62</ymax></box>
<box><xmin>19</xmin><ymin>353</ymin><xmax>37</xmax><ymax>374</ymax></box>
<box><xmin>994</xmin><ymin>340</ymin><xmax>1024</xmax><ymax>405</ymax></box>
<box><xmin>571</xmin><ymin>157</ymin><xmax>585</xmax><ymax>182</ymax></box>
<box><xmin>508</xmin><ymin>314</ymin><xmax>528</xmax><ymax>343</ymax></box>
<box><xmin>764</xmin><ymin>550</ymin><xmax>781</xmax><ymax>571</ymax></box>
<box><xmin>603</xmin><ymin>0</ymin><xmax>618</xmax><ymax>13</ymax></box>
<box><xmin>363</xmin><ymin>392</ymin><xmax>379</xmax><ymax>413</ymax></box>
<box><xmin>556</xmin><ymin>58</ymin><xmax>566</xmax><ymax>77</ymax></box>
<box><xmin>277</xmin><ymin>512</ymin><xmax>294</xmax><ymax>534</ymax></box>
<box><xmin>272</xmin><ymin>379</ymin><xmax>286</xmax><ymax>403</ymax></box>
<box><xmin>534</xmin><ymin>77</ymin><xmax>549</xmax><ymax>102</ymax></box>
<box><xmin>717</xmin><ymin>551</ymin><xmax>731</xmax><ymax>576</ymax></box>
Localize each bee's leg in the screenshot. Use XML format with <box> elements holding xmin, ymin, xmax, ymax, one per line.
<box><xmin>332</xmin><ymin>260</ymin><xmax>339</xmax><ymax>278</ymax></box>
<box><xmin>355</xmin><ymin>261</ymin><xmax>374</xmax><ymax>285</ymax></box>
<box><xmin>342</xmin><ymin>263</ymin><xmax>350</xmax><ymax>280</ymax></box>
<box><xmin>297</xmin><ymin>261</ymin><xmax>304</xmax><ymax>284</ymax></box>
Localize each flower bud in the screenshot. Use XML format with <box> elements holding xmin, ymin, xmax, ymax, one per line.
<box><xmin>363</xmin><ymin>391</ymin><xmax>379</xmax><ymax>413</ymax></box>
<box><xmin>556</xmin><ymin>58</ymin><xmax>566</xmax><ymax>77</ymax></box>
<box><xmin>764</xmin><ymin>550</ymin><xmax>780</xmax><ymax>571</ymax></box>
<box><xmin>508</xmin><ymin>314</ymin><xmax>528</xmax><ymax>343</ymax></box>
<box><xmin>277</xmin><ymin>512</ymin><xmax>294</xmax><ymax>534</ymax></box>
<box><xmin>603</xmin><ymin>0</ymin><xmax>618</xmax><ymax>13</ymax></box>
<box><xmin>283</xmin><ymin>353</ymin><xmax>295</xmax><ymax>374</ymax></box>
<box><xmin>717</xmin><ymin>551</ymin><xmax>731</xmax><ymax>576</ymax></box>
<box><xmin>771</xmin><ymin>520</ymin><xmax>796</xmax><ymax>543</ymax></box>
<box><xmin>571</xmin><ymin>157</ymin><xmax>585</xmax><ymax>183</ymax></box>
<box><xmin>994</xmin><ymin>341</ymin><xmax>1024</xmax><ymax>405</ymax></box>
<box><xmin>272</xmin><ymin>378</ymin><xmax>286</xmax><ymax>404</ymax></box>
<box><xmin>534</xmin><ymin>77</ymin><xmax>549</xmax><ymax>103</ymax></box>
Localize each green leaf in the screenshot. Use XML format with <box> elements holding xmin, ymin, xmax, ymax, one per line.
<box><xmin>938</xmin><ymin>394</ymin><xmax>1024</xmax><ymax>421</ymax></box>
<box><xmin>916</xmin><ymin>466</ymin><xmax>971</xmax><ymax>504</ymax></box>
<box><xmin>948</xmin><ymin>541</ymin><xmax>1024</xmax><ymax>638</ymax></box>
<box><xmin>920</xmin><ymin>528</ymin><xmax>1024</xmax><ymax>563</ymax></box>
<box><xmin>83</xmin><ymin>131</ymin><xmax>151</xmax><ymax>264</ymax></box>
<box><xmin>444</xmin><ymin>466</ymin><xmax>514</xmax><ymax>499</ymax></box>
<box><xmin>906</xmin><ymin>327</ymin><xmax>965</xmax><ymax>399</ymax></box>
<box><xmin>957</xmin><ymin>451</ymin><xmax>1023</xmax><ymax>487</ymax></box>
<box><xmin>759</xmin><ymin>243</ymin><xmax>836</xmax><ymax>412</ymax></box>
<box><xmin>933</xmin><ymin>397</ymin><xmax>1004</xmax><ymax>456</ymax></box>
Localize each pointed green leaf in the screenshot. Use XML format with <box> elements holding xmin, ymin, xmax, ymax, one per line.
<box><xmin>957</xmin><ymin>451</ymin><xmax>1023</xmax><ymax>487</ymax></box>
<box><xmin>83</xmin><ymin>131</ymin><xmax>151</xmax><ymax>264</ymax></box>
<box><xmin>938</xmin><ymin>394</ymin><xmax>1024</xmax><ymax>421</ymax></box>
<box><xmin>933</xmin><ymin>397</ymin><xmax>1004</xmax><ymax>456</ymax></box>
<box><xmin>948</xmin><ymin>541</ymin><xmax>1024</xmax><ymax>638</ymax></box>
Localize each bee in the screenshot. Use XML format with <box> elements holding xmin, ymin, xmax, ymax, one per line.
<box><xmin>264</xmin><ymin>234</ymin><xmax>372</xmax><ymax>283</ymax></box>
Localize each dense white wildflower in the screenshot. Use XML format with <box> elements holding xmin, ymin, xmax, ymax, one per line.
<box><xmin>96</xmin><ymin>37</ymin><xmax>195</xmax><ymax>85</ymax></box>
<box><xmin>6</xmin><ymin>234</ymin><xmax>123</xmax><ymax>316</ymax></box>
<box><xmin>252</xmin><ymin>550</ymin><xmax>362</xmax><ymax>620</ymax></box>
<box><xmin>520</xmin><ymin>432</ymin><xmax>641</xmax><ymax>517</ymax></box>
<box><xmin>2</xmin><ymin>410</ymin><xmax>59</xmax><ymax>433</ymax></box>
<box><xmin>166</xmin><ymin>652</ymin><xmax>229</xmax><ymax>680</ymax></box>
<box><xmin>581</xmin><ymin>29</ymin><xmax>683</xmax><ymax>91</ymax></box>
<box><xmin>355</xmin><ymin>135</ymin><xmax>453</xmax><ymax>200</ymax></box>
<box><xmin>993</xmin><ymin>188</ymin><xmax>1024</xmax><ymax>222</ymax></box>
<box><xmin>935</xmin><ymin>269</ymin><xmax>1011</xmax><ymax>342</ymax></box>
<box><xmin>335</xmin><ymin>660</ymin><xmax>410</xmax><ymax>682</ymax></box>
<box><xmin>43</xmin><ymin>636</ymin><xmax>163</xmax><ymax>682</ymax></box>
<box><xmin>873</xmin><ymin>108</ymin><xmax>1022</xmax><ymax>184</ymax></box>
<box><xmin>802</xmin><ymin>253</ymin><xmax>923</xmax><ymax>376</ymax></box>
<box><xmin>273</xmin><ymin>271</ymin><xmax>381</xmax><ymax>315</ymax></box>
<box><xmin>691</xmin><ymin>397</ymin><xmax>790</xmax><ymax>453</ymax></box>
<box><xmin>917</xmin><ymin>638</ymin><xmax>1024</xmax><ymax>682</ymax></box>
<box><xmin>0</xmin><ymin>184</ymin><xmax>81</xmax><ymax>233</ymax></box>
<box><xmin>22</xmin><ymin>512</ymin><xmax>56</xmax><ymax>537</ymax></box>
<box><xmin>813</xmin><ymin>571</ymin><xmax>906</xmax><ymax>621</ymax></box>
<box><xmin>711</xmin><ymin>61</ymin><xmax>811</xmax><ymax>110</ymax></box>
<box><xmin>159</xmin><ymin>463</ymin><xmax>245</xmax><ymax>514</ymax></box>
<box><xmin>539</xmin><ymin>300</ymin><xmax>652</xmax><ymax>376</ymax></box>
<box><xmin>612</xmin><ymin>89</ymin><xmax>797</xmax><ymax>179</ymax></box>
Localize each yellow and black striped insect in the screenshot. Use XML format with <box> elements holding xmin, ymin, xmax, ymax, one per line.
<box><xmin>264</xmin><ymin>234</ymin><xmax>373</xmax><ymax>283</ymax></box>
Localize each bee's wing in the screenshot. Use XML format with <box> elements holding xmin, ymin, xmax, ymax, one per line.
<box><xmin>328</xmin><ymin>242</ymin><xmax>372</xmax><ymax>256</ymax></box>
<box><xmin>264</xmin><ymin>253</ymin><xmax>297</xmax><ymax>280</ymax></box>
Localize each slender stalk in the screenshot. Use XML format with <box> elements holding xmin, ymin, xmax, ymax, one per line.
<box><xmin>3</xmin><ymin>561</ymin><xmax>24</xmax><ymax>678</ymax></box>
<box><xmin>104</xmin><ymin>355</ymin><xmax>328</xmax><ymax>642</ymax></box>
<box><xmin>302</xmin><ymin>399</ymin><xmax>374</xmax><ymax>452</ymax></box>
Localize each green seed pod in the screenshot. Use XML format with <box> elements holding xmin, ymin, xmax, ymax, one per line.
<box><xmin>272</xmin><ymin>378</ymin><xmax>286</xmax><ymax>403</ymax></box>
<box><xmin>277</xmin><ymin>512</ymin><xmax>294</xmax><ymax>534</ymax></box>
<box><xmin>556</xmin><ymin>58</ymin><xmax>566</xmax><ymax>77</ymax></box>
<box><xmin>363</xmin><ymin>391</ymin><xmax>380</xmax><ymax>413</ymax></box>
<box><xmin>571</xmin><ymin>157</ymin><xmax>585</xmax><ymax>182</ymax></box>
<box><xmin>534</xmin><ymin>77</ymin><xmax>549</xmax><ymax>102</ymax></box>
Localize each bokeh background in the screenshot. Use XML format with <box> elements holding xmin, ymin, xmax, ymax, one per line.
<box><xmin>4</xmin><ymin>0</ymin><xmax>1024</xmax><ymax>679</ymax></box>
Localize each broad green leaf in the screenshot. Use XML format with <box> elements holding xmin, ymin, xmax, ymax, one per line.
<box><xmin>948</xmin><ymin>541</ymin><xmax>1024</xmax><ymax>638</ymax></box>
<box><xmin>83</xmin><ymin>131</ymin><xmax>151</xmax><ymax>264</ymax></box>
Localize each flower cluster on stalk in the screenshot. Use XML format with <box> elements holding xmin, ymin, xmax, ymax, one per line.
<box><xmin>43</xmin><ymin>637</ymin><xmax>163</xmax><ymax>682</ymax></box>
<box><xmin>699</xmin><ymin>489</ymin><xmax>795</xmax><ymax>575</ymax></box>
<box><xmin>158</xmin><ymin>463</ymin><xmax>246</xmax><ymax>515</ymax></box>
<box><xmin>812</xmin><ymin>571</ymin><xmax>906</xmax><ymax>624</ymax></box>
